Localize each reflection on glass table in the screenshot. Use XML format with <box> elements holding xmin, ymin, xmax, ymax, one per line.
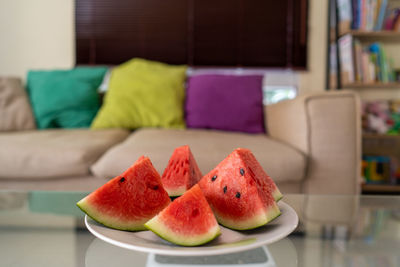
<box><xmin>0</xmin><ymin>191</ymin><xmax>399</xmax><ymax>267</ymax></box>
<box><xmin>85</xmin><ymin>237</ymin><xmax>297</xmax><ymax>267</ymax></box>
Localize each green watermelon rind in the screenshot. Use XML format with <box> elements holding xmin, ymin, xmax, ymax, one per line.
<box><xmin>165</xmin><ymin>186</ymin><xmax>187</xmax><ymax>197</ymax></box>
<box><xmin>273</xmin><ymin>189</ymin><xmax>283</xmax><ymax>202</ymax></box>
<box><xmin>144</xmin><ymin>216</ymin><xmax>221</xmax><ymax>247</ymax></box>
<box><xmin>214</xmin><ymin>202</ymin><xmax>281</xmax><ymax>231</ymax></box>
<box><xmin>77</xmin><ymin>198</ymin><xmax>147</xmax><ymax>231</ymax></box>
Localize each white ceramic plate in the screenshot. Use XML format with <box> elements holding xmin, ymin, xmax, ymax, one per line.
<box><xmin>85</xmin><ymin>201</ymin><xmax>298</xmax><ymax>256</ymax></box>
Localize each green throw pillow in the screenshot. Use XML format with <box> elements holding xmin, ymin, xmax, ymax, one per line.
<box><xmin>91</xmin><ymin>58</ymin><xmax>187</xmax><ymax>129</ymax></box>
<box><xmin>27</xmin><ymin>67</ymin><xmax>107</xmax><ymax>129</ymax></box>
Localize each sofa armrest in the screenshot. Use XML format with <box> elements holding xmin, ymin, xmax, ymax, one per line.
<box><xmin>0</xmin><ymin>77</ymin><xmax>36</xmax><ymax>132</ymax></box>
<box><xmin>266</xmin><ymin>92</ymin><xmax>361</xmax><ymax>194</ymax></box>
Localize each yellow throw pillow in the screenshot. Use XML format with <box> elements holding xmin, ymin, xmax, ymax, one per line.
<box><xmin>91</xmin><ymin>58</ymin><xmax>187</xmax><ymax>129</ymax></box>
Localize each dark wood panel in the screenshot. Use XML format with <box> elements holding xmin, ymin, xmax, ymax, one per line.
<box><xmin>76</xmin><ymin>0</ymin><xmax>188</xmax><ymax>65</ymax></box>
<box><xmin>192</xmin><ymin>0</ymin><xmax>238</xmax><ymax>66</ymax></box>
<box><xmin>75</xmin><ymin>0</ymin><xmax>308</xmax><ymax>68</ymax></box>
<box><xmin>291</xmin><ymin>0</ymin><xmax>308</xmax><ymax>68</ymax></box>
<box><xmin>241</xmin><ymin>0</ymin><xmax>288</xmax><ymax>67</ymax></box>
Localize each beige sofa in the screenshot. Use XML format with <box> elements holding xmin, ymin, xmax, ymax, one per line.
<box><xmin>0</xmin><ymin>91</ymin><xmax>361</xmax><ymax>194</ymax></box>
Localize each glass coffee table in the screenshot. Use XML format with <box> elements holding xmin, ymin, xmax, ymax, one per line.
<box><xmin>1</xmin><ymin>191</ymin><xmax>399</xmax><ymax>267</ymax></box>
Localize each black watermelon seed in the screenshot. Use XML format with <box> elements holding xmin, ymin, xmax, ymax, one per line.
<box><xmin>119</xmin><ymin>177</ymin><xmax>125</xmax><ymax>182</ymax></box>
<box><xmin>240</xmin><ymin>168</ymin><xmax>245</xmax><ymax>176</ymax></box>
<box><xmin>153</xmin><ymin>185</ymin><xmax>159</xmax><ymax>190</ymax></box>
<box><xmin>223</xmin><ymin>186</ymin><xmax>227</xmax><ymax>193</ymax></box>
<box><xmin>211</xmin><ymin>175</ymin><xmax>217</xmax><ymax>182</ymax></box>
<box><xmin>192</xmin><ymin>208</ymin><xmax>199</xmax><ymax>217</ymax></box>
<box><xmin>236</xmin><ymin>192</ymin><xmax>241</xmax><ymax>198</ymax></box>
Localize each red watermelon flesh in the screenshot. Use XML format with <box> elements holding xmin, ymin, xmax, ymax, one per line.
<box><xmin>236</xmin><ymin>148</ymin><xmax>283</xmax><ymax>202</ymax></box>
<box><xmin>198</xmin><ymin>148</ymin><xmax>281</xmax><ymax>230</ymax></box>
<box><xmin>145</xmin><ymin>184</ymin><xmax>221</xmax><ymax>246</ymax></box>
<box><xmin>161</xmin><ymin>145</ymin><xmax>203</xmax><ymax>197</ymax></box>
<box><xmin>77</xmin><ymin>156</ymin><xmax>170</xmax><ymax>231</ymax></box>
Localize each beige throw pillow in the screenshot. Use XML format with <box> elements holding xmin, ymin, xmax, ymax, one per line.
<box><xmin>0</xmin><ymin>77</ymin><xmax>36</xmax><ymax>131</ymax></box>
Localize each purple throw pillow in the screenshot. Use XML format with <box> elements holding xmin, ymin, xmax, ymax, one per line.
<box><xmin>185</xmin><ymin>74</ymin><xmax>265</xmax><ymax>134</ymax></box>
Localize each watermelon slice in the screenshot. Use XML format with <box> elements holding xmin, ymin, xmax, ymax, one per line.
<box><xmin>161</xmin><ymin>145</ymin><xmax>203</xmax><ymax>197</ymax></box>
<box><xmin>77</xmin><ymin>156</ymin><xmax>170</xmax><ymax>231</ymax></box>
<box><xmin>198</xmin><ymin>148</ymin><xmax>282</xmax><ymax>230</ymax></box>
<box><xmin>145</xmin><ymin>184</ymin><xmax>221</xmax><ymax>246</ymax></box>
<box><xmin>237</xmin><ymin>149</ymin><xmax>283</xmax><ymax>202</ymax></box>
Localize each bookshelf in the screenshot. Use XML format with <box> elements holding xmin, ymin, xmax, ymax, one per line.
<box><xmin>361</xmin><ymin>133</ymin><xmax>400</xmax><ymax>194</ymax></box>
<box><xmin>329</xmin><ymin>0</ymin><xmax>400</xmax><ymax>194</ymax></box>
<box><xmin>343</xmin><ymin>30</ymin><xmax>400</xmax><ymax>39</ymax></box>
<box><xmin>362</xmin><ymin>183</ymin><xmax>400</xmax><ymax>193</ymax></box>
<box><xmin>329</xmin><ymin>0</ymin><xmax>400</xmax><ymax>90</ymax></box>
<box><xmin>342</xmin><ymin>82</ymin><xmax>400</xmax><ymax>88</ymax></box>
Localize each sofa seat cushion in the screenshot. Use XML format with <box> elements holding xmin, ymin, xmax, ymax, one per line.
<box><xmin>0</xmin><ymin>129</ymin><xmax>130</xmax><ymax>179</ymax></box>
<box><xmin>91</xmin><ymin>128</ymin><xmax>306</xmax><ymax>183</ymax></box>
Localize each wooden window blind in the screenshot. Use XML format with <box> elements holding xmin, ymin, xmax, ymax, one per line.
<box><xmin>76</xmin><ymin>0</ymin><xmax>308</xmax><ymax>68</ymax></box>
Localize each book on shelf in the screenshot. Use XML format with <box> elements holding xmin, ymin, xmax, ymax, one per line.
<box><xmin>329</xmin><ymin>43</ymin><xmax>338</xmax><ymax>89</ymax></box>
<box><xmin>338</xmin><ymin>34</ymin><xmax>355</xmax><ymax>85</ymax></box>
<box><xmin>337</xmin><ymin>0</ymin><xmax>353</xmax><ymax>35</ymax></box>
<box><xmin>354</xmin><ymin>39</ymin><xmax>364</xmax><ymax>81</ymax></box>
<box><xmin>337</xmin><ymin>0</ymin><xmax>400</xmax><ymax>33</ymax></box>
<box><xmin>342</xmin><ymin>38</ymin><xmax>396</xmax><ymax>85</ymax></box>
<box><xmin>375</xmin><ymin>0</ymin><xmax>388</xmax><ymax>30</ymax></box>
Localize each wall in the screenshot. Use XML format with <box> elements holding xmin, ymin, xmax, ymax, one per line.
<box><xmin>0</xmin><ymin>0</ymin><xmax>74</xmax><ymax>78</ymax></box>
<box><xmin>0</xmin><ymin>0</ymin><xmax>327</xmax><ymax>94</ymax></box>
<box><xmin>298</xmin><ymin>0</ymin><xmax>329</xmax><ymax>94</ymax></box>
